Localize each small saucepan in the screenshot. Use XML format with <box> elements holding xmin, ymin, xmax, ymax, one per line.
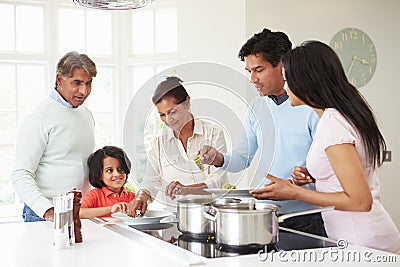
<box><xmin>177</xmin><ymin>197</ymin><xmax>241</xmax><ymax>235</ymax></box>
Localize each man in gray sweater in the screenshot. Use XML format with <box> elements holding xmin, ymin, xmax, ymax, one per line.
<box><xmin>11</xmin><ymin>51</ymin><xmax>97</xmax><ymax>222</ymax></box>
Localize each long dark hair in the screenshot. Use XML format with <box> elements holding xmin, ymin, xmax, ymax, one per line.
<box><xmin>87</xmin><ymin>146</ymin><xmax>131</xmax><ymax>188</ymax></box>
<box><xmin>282</xmin><ymin>40</ymin><xmax>386</xmax><ymax>167</ymax></box>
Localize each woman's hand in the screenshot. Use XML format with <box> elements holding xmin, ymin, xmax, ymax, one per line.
<box><xmin>250</xmin><ymin>174</ymin><xmax>297</xmax><ymax>201</ymax></box>
<box><xmin>126</xmin><ymin>190</ymin><xmax>150</xmax><ymax>217</ymax></box>
<box><xmin>110</xmin><ymin>202</ymin><xmax>128</xmax><ymax>214</ymax></box>
<box><xmin>165</xmin><ymin>181</ymin><xmax>188</xmax><ymax>200</ymax></box>
<box><xmin>291</xmin><ymin>166</ymin><xmax>315</xmax><ymax>186</ymax></box>
<box><xmin>165</xmin><ymin>182</ymin><xmax>209</xmax><ymax>199</ymax></box>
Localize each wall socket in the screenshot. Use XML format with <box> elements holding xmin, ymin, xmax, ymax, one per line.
<box><xmin>383</xmin><ymin>150</ymin><xmax>392</xmax><ymax>162</ymax></box>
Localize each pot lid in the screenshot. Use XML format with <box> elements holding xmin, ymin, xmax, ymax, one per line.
<box><xmin>72</xmin><ymin>0</ymin><xmax>152</xmax><ymax>10</ymax></box>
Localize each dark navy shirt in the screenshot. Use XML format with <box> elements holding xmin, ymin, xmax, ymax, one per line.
<box><xmin>268</xmin><ymin>92</ymin><xmax>288</xmax><ymax>105</ymax></box>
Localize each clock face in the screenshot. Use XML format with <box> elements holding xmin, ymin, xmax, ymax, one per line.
<box><xmin>329</xmin><ymin>28</ymin><xmax>377</xmax><ymax>89</ymax></box>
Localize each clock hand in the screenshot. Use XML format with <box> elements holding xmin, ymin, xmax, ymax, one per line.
<box><xmin>347</xmin><ymin>55</ymin><xmax>370</xmax><ymax>76</ymax></box>
<box><xmin>354</xmin><ymin>55</ymin><xmax>369</xmax><ymax>65</ymax></box>
<box><xmin>347</xmin><ymin>55</ymin><xmax>357</xmax><ymax>76</ymax></box>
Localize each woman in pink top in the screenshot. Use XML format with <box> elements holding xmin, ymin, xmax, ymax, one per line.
<box><xmin>251</xmin><ymin>40</ymin><xmax>400</xmax><ymax>253</ymax></box>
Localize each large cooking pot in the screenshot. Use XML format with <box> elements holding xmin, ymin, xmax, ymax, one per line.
<box><xmin>204</xmin><ymin>204</ymin><xmax>334</xmax><ymax>246</ymax></box>
<box><xmin>177</xmin><ymin>197</ymin><xmax>241</xmax><ymax>235</ymax></box>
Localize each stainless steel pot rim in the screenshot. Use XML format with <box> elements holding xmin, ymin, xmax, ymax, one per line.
<box><xmin>212</xmin><ymin>198</ymin><xmax>242</xmax><ymax>205</ymax></box>
<box><xmin>177</xmin><ymin>197</ymin><xmax>216</xmax><ymax>205</ymax></box>
<box><xmin>216</xmin><ymin>208</ymin><xmax>277</xmax><ymax>214</ymax></box>
<box><xmin>212</xmin><ymin>202</ymin><xmax>280</xmax><ymax>211</ymax></box>
<box><xmin>178</xmin><ymin>197</ymin><xmax>242</xmax><ymax>206</ymax></box>
<box><xmin>212</xmin><ymin>202</ymin><xmax>253</xmax><ymax>210</ymax></box>
<box><xmin>255</xmin><ymin>203</ymin><xmax>280</xmax><ymax>211</ymax></box>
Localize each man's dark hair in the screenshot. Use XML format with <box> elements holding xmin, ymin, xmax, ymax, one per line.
<box><xmin>238</xmin><ymin>28</ymin><xmax>292</xmax><ymax>67</ymax></box>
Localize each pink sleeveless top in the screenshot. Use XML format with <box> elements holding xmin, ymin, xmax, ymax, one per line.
<box><xmin>307</xmin><ymin>108</ymin><xmax>400</xmax><ymax>253</ymax></box>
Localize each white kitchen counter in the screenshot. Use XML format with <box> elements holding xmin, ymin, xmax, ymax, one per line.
<box><xmin>1</xmin><ymin>219</ymin><xmax>398</xmax><ymax>267</ymax></box>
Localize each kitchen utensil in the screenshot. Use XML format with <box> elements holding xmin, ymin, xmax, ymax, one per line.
<box><xmin>135</xmin><ymin>210</ymin><xmax>142</xmax><ymax>218</ymax></box>
<box><xmin>204</xmin><ymin>204</ymin><xmax>334</xmax><ymax>246</ymax></box>
<box><xmin>177</xmin><ymin>197</ymin><xmax>242</xmax><ymax>235</ymax></box>
<box><xmin>129</xmin><ymin>222</ymin><xmax>174</xmax><ymax>231</ymax></box>
<box><xmin>111</xmin><ymin>210</ymin><xmax>173</xmax><ymax>225</ymax></box>
<box><xmin>176</xmin><ymin>198</ymin><xmax>215</xmax><ymax>235</ymax></box>
<box><xmin>53</xmin><ymin>194</ymin><xmax>74</xmax><ymax>249</ymax></box>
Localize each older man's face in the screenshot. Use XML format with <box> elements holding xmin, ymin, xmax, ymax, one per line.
<box><xmin>56</xmin><ymin>68</ymin><xmax>92</xmax><ymax>108</ymax></box>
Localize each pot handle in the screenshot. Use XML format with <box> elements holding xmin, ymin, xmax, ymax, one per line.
<box><xmin>203</xmin><ymin>210</ymin><xmax>217</xmax><ymax>222</ymax></box>
<box><xmin>277</xmin><ymin>206</ymin><xmax>335</xmax><ymax>223</ymax></box>
<box><xmin>248</xmin><ymin>198</ymin><xmax>255</xmax><ymax>210</ymax></box>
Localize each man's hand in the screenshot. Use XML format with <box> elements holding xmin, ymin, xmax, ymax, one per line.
<box><xmin>199</xmin><ymin>145</ymin><xmax>224</xmax><ymax>167</ymax></box>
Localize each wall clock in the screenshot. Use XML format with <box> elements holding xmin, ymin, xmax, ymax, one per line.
<box><xmin>329</xmin><ymin>27</ymin><xmax>377</xmax><ymax>89</ymax></box>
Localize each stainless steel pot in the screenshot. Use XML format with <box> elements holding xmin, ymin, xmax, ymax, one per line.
<box><xmin>177</xmin><ymin>197</ymin><xmax>241</xmax><ymax>235</ymax></box>
<box><xmin>204</xmin><ymin>204</ymin><xmax>334</xmax><ymax>246</ymax></box>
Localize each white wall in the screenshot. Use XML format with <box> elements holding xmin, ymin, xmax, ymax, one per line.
<box><xmin>177</xmin><ymin>0</ymin><xmax>246</xmax><ymax>74</ymax></box>
<box><xmin>176</xmin><ymin>0</ymin><xmax>255</xmax><ymax>186</ymax></box>
<box><xmin>176</xmin><ymin>0</ymin><xmax>400</xmax><ymax>229</ymax></box>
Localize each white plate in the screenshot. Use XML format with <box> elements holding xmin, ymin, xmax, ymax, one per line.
<box><xmin>111</xmin><ymin>210</ymin><xmax>173</xmax><ymax>225</ymax></box>
<box><xmin>204</xmin><ymin>188</ymin><xmax>254</xmax><ymax>197</ymax></box>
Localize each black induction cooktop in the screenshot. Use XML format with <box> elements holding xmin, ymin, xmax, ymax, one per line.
<box><xmin>129</xmin><ymin>222</ymin><xmax>336</xmax><ymax>258</ymax></box>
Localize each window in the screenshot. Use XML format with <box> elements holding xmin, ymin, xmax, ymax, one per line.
<box><xmin>0</xmin><ymin>1</ymin><xmax>48</xmax><ymax>216</ymax></box>
<box><xmin>0</xmin><ymin>0</ymin><xmax>178</xmax><ymax>219</ymax></box>
<box><xmin>16</xmin><ymin>6</ymin><xmax>44</xmax><ymax>52</ymax></box>
<box><xmin>58</xmin><ymin>8</ymin><xmax>112</xmax><ymax>55</ymax></box>
<box><xmin>85</xmin><ymin>66</ymin><xmax>114</xmax><ymax>146</ymax></box>
<box><xmin>0</xmin><ymin>4</ymin><xmax>44</xmax><ymax>52</ymax></box>
<box><xmin>0</xmin><ymin>4</ymin><xmax>14</xmax><ymax>51</ymax></box>
<box><xmin>58</xmin><ymin>6</ymin><xmax>115</xmax><ymax>146</ymax></box>
<box><xmin>132</xmin><ymin>6</ymin><xmax>177</xmax><ymax>55</ymax></box>
<box><xmin>129</xmin><ymin>4</ymin><xmax>178</xmax><ymax>181</ymax></box>
<box><xmin>155</xmin><ymin>7</ymin><xmax>177</xmax><ymax>53</ymax></box>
